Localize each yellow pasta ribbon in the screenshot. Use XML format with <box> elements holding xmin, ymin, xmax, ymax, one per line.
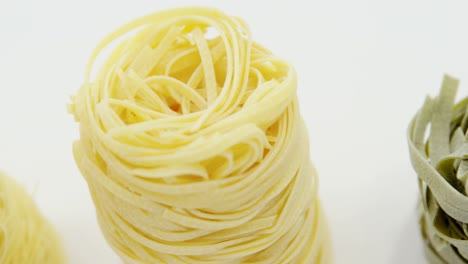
<box><xmin>0</xmin><ymin>172</ymin><xmax>65</xmax><ymax>264</ymax></box>
<box><xmin>70</xmin><ymin>7</ymin><xmax>331</xmax><ymax>263</ymax></box>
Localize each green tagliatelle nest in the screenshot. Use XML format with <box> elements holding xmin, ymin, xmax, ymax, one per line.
<box><xmin>408</xmin><ymin>75</ymin><xmax>468</xmax><ymax>263</ymax></box>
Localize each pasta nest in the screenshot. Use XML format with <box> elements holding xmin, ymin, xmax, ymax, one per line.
<box><xmin>409</xmin><ymin>75</ymin><xmax>468</xmax><ymax>263</ymax></box>
<box><xmin>0</xmin><ymin>173</ymin><xmax>64</xmax><ymax>264</ymax></box>
<box><xmin>70</xmin><ymin>7</ymin><xmax>331</xmax><ymax>264</ymax></box>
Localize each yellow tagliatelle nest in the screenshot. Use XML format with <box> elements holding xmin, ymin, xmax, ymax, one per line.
<box><xmin>70</xmin><ymin>7</ymin><xmax>331</xmax><ymax>263</ymax></box>
<box><xmin>0</xmin><ymin>173</ymin><xmax>65</xmax><ymax>264</ymax></box>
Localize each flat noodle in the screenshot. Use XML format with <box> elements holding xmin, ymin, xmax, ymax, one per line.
<box><xmin>0</xmin><ymin>172</ymin><xmax>65</xmax><ymax>264</ymax></box>
<box><xmin>70</xmin><ymin>7</ymin><xmax>331</xmax><ymax>263</ymax></box>
<box><xmin>408</xmin><ymin>75</ymin><xmax>468</xmax><ymax>263</ymax></box>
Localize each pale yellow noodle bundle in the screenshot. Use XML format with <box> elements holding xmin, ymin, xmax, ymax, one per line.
<box><xmin>0</xmin><ymin>172</ymin><xmax>65</xmax><ymax>264</ymax></box>
<box><xmin>70</xmin><ymin>7</ymin><xmax>331</xmax><ymax>263</ymax></box>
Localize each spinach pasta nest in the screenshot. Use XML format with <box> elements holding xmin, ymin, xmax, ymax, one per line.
<box><xmin>408</xmin><ymin>75</ymin><xmax>468</xmax><ymax>263</ymax></box>
<box><xmin>69</xmin><ymin>7</ymin><xmax>331</xmax><ymax>263</ymax></box>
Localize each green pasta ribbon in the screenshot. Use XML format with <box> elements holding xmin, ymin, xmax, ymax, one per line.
<box><xmin>408</xmin><ymin>74</ymin><xmax>468</xmax><ymax>263</ymax></box>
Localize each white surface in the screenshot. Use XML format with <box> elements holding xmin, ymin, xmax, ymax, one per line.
<box><xmin>1</xmin><ymin>0</ymin><xmax>468</xmax><ymax>263</ymax></box>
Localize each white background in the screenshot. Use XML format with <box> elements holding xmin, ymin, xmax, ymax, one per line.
<box><xmin>1</xmin><ymin>0</ymin><xmax>468</xmax><ymax>263</ymax></box>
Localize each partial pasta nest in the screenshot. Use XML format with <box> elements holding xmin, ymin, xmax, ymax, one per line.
<box><xmin>0</xmin><ymin>173</ymin><xmax>64</xmax><ymax>264</ymax></box>
<box><xmin>409</xmin><ymin>75</ymin><xmax>468</xmax><ymax>263</ymax></box>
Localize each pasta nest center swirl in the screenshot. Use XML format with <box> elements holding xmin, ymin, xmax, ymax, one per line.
<box><xmin>71</xmin><ymin>8</ymin><xmax>297</xmax><ymax>182</ymax></box>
